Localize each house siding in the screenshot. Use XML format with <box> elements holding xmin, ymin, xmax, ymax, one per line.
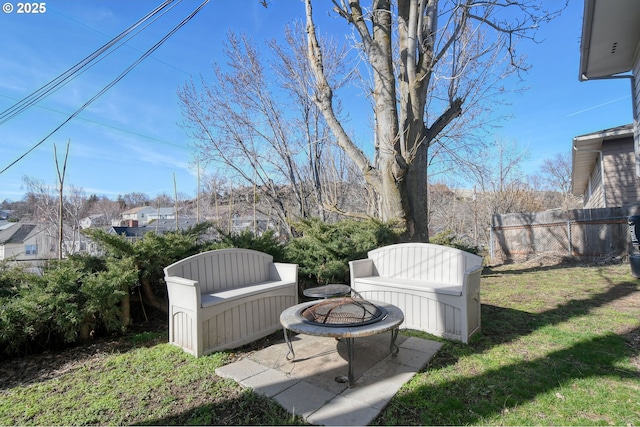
<box><xmin>0</xmin><ymin>231</ymin><xmax>56</xmax><ymax>261</ymax></box>
<box><xmin>584</xmin><ymin>157</ymin><xmax>604</xmax><ymax>209</ymax></box>
<box><xmin>602</xmin><ymin>136</ymin><xmax>640</xmax><ymax>207</ymax></box>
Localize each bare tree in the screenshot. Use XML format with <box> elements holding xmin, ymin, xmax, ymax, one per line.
<box><xmin>461</xmin><ymin>139</ymin><xmax>544</xmax><ymax>245</ymax></box>
<box><xmin>304</xmin><ymin>0</ymin><xmax>565</xmax><ymax>241</ymax></box>
<box><xmin>54</xmin><ymin>141</ymin><xmax>70</xmax><ymax>260</ymax></box>
<box><xmin>199</xmin><ymin>172</ymin><xmax>227</xmax><ymax>224</ymax></box>
<box><xmin>22</xmin><ymin>175</ymin><xmax>91</xmax><ymax>258</ymax></box>
<box><xmin>428</xmin><ymin>181</ymin><xmax>469</xmax><ymax>235</ymax></box>
<box><xmin>466</xmin><ymin>139</ymin><xmax>537</xmax><ymax>210</ymax></box>
<box><xmin>63</xmin><ymin>185</ymin><xmax>89</xmax><ymax>253</ymax></box>
<box><xmin>539</xmin><ymin>152</ymin><xmax>581</xmax><ymax>209</ymax></box>
<box><xmin>179</xmin><ymin>28</ymin><xmax>358</xmax><ymax>235</ymax></box>
<box><xmin>151</xmin><ymin>193</ymin><xmax>173</xmax><ymax>208</ymax></box>
<box><xmin>21</xmin><ymin>178</ymin><xmax>55</xmax><ymax>223</ymax></box>
<box><xmin>87</xmin><ymin>196</ymin><xmax>122</xmax><ymax>226</ymax></box>
<box><xmin>119</xmin><ymin>192</ymin><xmax>150</xmax><ymax>208</ymax></box>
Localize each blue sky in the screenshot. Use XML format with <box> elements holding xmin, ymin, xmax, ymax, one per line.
<box><xmin>0</xmin><ymin>0</ymin><xmax>633</xmax><ymax>202</ymax></box>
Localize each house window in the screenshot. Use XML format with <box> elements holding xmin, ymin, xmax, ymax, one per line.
<box><xmin>25</xmin><ymin>244</ymin><xmax>37</xmax><ymax>255</ymax></box>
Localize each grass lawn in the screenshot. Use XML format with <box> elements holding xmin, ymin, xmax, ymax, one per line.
<box><xmin>1</xmin><ymin>262</ymin><xmax>639</xmax><ymax>425</ymax></box>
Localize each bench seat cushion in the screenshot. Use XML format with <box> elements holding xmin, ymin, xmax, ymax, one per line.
<box><xmin>200</xmin><ymin>280</ymin><xmax>294</xmax><ymax>308</ymax></box>
<box><xmin>354</xmin><ymin>276</ymin><xmax>463</xmax><ymax>297</ymax></box>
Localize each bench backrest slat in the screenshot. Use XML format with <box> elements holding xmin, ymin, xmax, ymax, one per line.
<box><xmin>165</xmin><ymin>248</ymin><xmax>273</xmax><ymax>292</ymax></box>
<box><xmin>368</xmin><ymin>243</ymin><xmax>479</xmax><ymax>285</ymax></box>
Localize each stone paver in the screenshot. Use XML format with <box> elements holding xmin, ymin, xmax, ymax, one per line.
<box><xmin>238</xmin><ymin>368</ymin><xmax>298</xmax><ymax>398</ymax></box>
<box><xmin>272</xmin><ymin>380</ymin><xmax>336</xmax><ymax>418</ymax></box>
<box><xmin>341</xmin><ymin>361</ymin><xmax>416</xmax><ymax>409</ymax></box>
<box><xmin>217</xmin><ymin>333</ymin><xmax>441</xmax><ymax>425</ymax></box>
<box><xmin>307</xmin><ymin>394</ymin><xmax>382</xmax><ymax>426</ymax></box>
<box><xmin>215</xmin><ymin>358</ymin><xmax>268</xmax><ymax>381</ymax></box>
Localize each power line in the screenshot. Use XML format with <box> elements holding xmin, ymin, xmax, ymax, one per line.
<box><xmin>0</xmin><ymin>0</ymin><xmax>208</xmax><ymax>176</ymax></box>
<box><xmin>0</xmin><ymin>0</ymin><xmax>178</xmax><ymax>125</ymax></box>
<box><xmin>0</xmin><ymin>94</ymin><xmax>190</xmax><ymax>150</ymax></box>
<box><xmin>49</xmin><ymin>6</ymin><xmax>191</xmax><ymax>77</ymax></box>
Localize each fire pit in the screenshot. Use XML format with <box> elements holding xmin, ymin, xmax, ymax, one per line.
<box><xmin>280</xmin><ymin>297</ymin><xmax>404</xmax><ymax>387</ymax></box>
<box><xmin>299</xmin><ymin>297</ymin><xmax>388</xmax><ymax>327</ymax></box>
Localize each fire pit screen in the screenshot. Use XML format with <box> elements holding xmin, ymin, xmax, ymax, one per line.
<box><xmin>299</xmin><ymin>297</ymin><xmax>388</xmax><ymax>327</ymax></box>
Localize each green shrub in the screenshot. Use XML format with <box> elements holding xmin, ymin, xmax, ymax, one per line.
<box><xmin>0</xmin><ymin>260</ymin><xmax>32</xmax><ymax>299</ymax></box>
<box><xmin>0</xmin><ymin>257</ymin><xmax>140</xmax><ymax>359</ymax></box>
<box><xmin>80</xmin><ymin>257</ymin><xmax>138</xmax><ymax>334</ymax></box>
<box><xmin>209</xmin><ymin>229</ymin><xmax>286</xmax><ymax>261</ymax></box>
<box><xmin>284</xmin><ymin>218</ymin><xmax>401</xmax><ymax>287</ymax></box>
<box><xmin>84</xmin><ymin>224</ymin><xmax>210</xmax><ymax>318</ymax></box>
<box><xmin>430</xmin><ymin>229</ymin><xmax>479</xmax><ymax>254</ymax></box>
<box><xmin>0</xmin><ymin>263</ymin><xmax>84</xmax><ymax>357</ymax></box>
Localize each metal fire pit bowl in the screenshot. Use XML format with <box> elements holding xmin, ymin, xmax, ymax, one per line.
<box><xmin>299</xmin><ymin>297</ymin><xmax>388</xmax><ymax>327</ymax></box>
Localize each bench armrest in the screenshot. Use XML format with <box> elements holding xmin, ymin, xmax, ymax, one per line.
<box><xmin>271</xmin><ymin>262</ymin><xmax>298</xmax><ymax>283</ymax></box>
<box><xmin>165</xmin><ymin>275</ymin><xmax>201</xmax><ymax>311</ymax></box>
<box><xmin>464</xmin><ymin>265</ymin><xmax>482</xmax><ymax>296</ymax></box>
<box><xmin>349</xmin><ymin>258</ymin><xmax>374</xmax><ymax>284</ymax></box>
<box><xmin>465</xmin><ymin>264</ymin><xmax>483</xmax><ymax>277</ymax></box>
<box><xmin>166</xmin><ymin>276</ymin><xmax>198</xmax><ymax>287</ymax></box>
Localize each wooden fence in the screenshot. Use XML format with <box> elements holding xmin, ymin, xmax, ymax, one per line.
<box><xmin>490</xmin><ymin>206</ymin><xmax>640</xmax><ymax>264</ymax></box>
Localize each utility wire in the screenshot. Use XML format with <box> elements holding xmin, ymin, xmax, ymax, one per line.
<box><xmin>49</xmin><ymin>6</ymin><xmax>191</xmax><ymax>76</ymax></box>
<box><xmin>0</xmin><ymin>94</ymin><xmax>189</xmax><ymax>150</ymax></box>
<box><xmin>0</xmin><ymin>0</ymin><xmax>176</xmax><ymax>125</ymax></box>
<box><xmin>0</xmin><ymin>0</ymin><xmax>209</xmax><ymax>176</ymax></box>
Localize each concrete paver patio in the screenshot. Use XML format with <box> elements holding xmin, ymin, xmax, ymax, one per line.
<box><xmin>215</xmin><ymin>332</ymin><xmax>442</xmax><ymax>426</ymax></box>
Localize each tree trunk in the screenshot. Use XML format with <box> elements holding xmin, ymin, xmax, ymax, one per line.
<box><xmin>305</xmin><ymin>0</ymin><xmax>558</xmax><ymax>241</ymax></box>
<box><xmin>140</xmin><ymin>277</ymin><xmax>168</xmax><ymax>314</ymax></box>
<box><xmin>121</xmin><ymin>291</ymin><xmax>131</xmax><ymax>328</ymax></box>
<box><xmin>402</xmin><ymin>144</ymin><xmax>429</xmax><ymax>242</ymax></box>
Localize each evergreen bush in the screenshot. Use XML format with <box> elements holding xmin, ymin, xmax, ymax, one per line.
<box><xmin>430</xmin><ymin>229</ymin><xmax>480</xmax><ymax>254</ymax></box>
<box><xmin>0</xmin><ymin>258</ymin><xmax>138</xmax><ymax>359</ymax></box>
<box><xmin>0</xmin><ymin>220</ymin><xmax>482</xmax><ymax>360</ymax></box>
<box><xmin>284</xmin><ymin>218</ymin><xmax>401</xmax><ymax>288</ymax></box>
<box><xmin>84</xmin><ymin>223</ymin><xmax>210</xmax><ymax>318</ymax></box>
<box><xmin>209</xmin><ymin>229</ymin><xmax>286</xmax><ymax>261</ymax></box>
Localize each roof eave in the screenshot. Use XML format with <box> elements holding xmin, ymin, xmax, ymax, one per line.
<box><xmin>571</xmin><ymin>125</ymin><xmax>634</xmax><ymax>195</ymax></box>
<box><xmin>578</xmin><ymin>0</ymin><xmax>596</xmax><ymax>81</ymax></box>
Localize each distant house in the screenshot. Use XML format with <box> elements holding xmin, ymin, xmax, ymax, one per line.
<box><xmin>230</xmin><ymin>214</ymin><xmax>272</xmax><ymax>235</ymax></box>
<box><xmin>571</xmin><ymin>124</ymin><xmax>640</xmax><ymax>208</ymax></box>
<box><xmin>0</xmin><ymin>221</ymin><xmax>103</xmax><ymax>262</ymax></box>
<box><xmin>147</xmin><ymin>207</ymin><xmax>177</xmax><ymax>222</ymax></box>
<box><xmin>120</xmin><ymin>206</ymin><xmax>178</xmax><ymax>226</ymax></box>
<box><xmin>578</xmin><ymin>0</ymin><xmax>640</xmax><ymax>183</ymax></box>
<box><xmin>108</xmin><ymin>217</ymin><xmax>203</xmax><ymax>241</ymax></box>
<box><xmin>0</xmin><ymin>222</ymin><xmax>56</xmax><ymax>262</ymax></box>
<box><xmin>121</xmin><ymin>206</ymin><xmax>155</xmax><ymax>225</ymax></box>
<box><xmin>108</xmin><ymin>226</ymin><xmax>148</xmax><ymax>240</ymax></box>
<box><xmin>79</xmin><ymin>213</ymin><xmax>109</xmax><ymax>229</ymax></box>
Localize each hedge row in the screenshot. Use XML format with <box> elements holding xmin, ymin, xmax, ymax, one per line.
<box><xmin>0</xmin><ymin>218</ymin><xmax>475</xmax><ymax>359</ymax></box>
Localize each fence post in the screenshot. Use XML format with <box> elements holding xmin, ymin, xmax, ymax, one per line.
<box><xmin>489</xmin><ymin>226</ymin><xmax>494</xmax><ymax>261</ymax></box>
<box><xmin>567</xmin><ymin>221</ymin><xmax>572</xmax><ymax>256</ymax></box>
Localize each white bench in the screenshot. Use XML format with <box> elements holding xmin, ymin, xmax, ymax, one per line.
<box><xmin>164</xmin><ymin>248</ymin><xmax>298</xmax><ymax>357</ymax></box>
<box><xmin>349</xmin><ymin>243</ymin><xmax>483</xmax><ymax>343</ymax></box>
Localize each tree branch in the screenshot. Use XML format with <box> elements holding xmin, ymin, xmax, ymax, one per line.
<box><xmin>305</xmin><ymin>0</ymin><xmax>381</xmax><ymax>187</ymax></box>
<box><xmin>426</xmin><ymin>97</ymin><xmax>463</xmax><ymax>145</ymax></box>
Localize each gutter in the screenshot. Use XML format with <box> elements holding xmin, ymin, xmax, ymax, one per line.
<box><xmin>578</xmin><ymin>0</ymin><xmax>596</xmax><ymax>82</ymax></box>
